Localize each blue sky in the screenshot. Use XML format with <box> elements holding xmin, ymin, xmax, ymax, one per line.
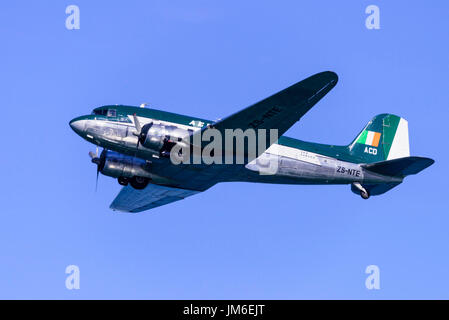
<box><xmin>0</xmin><ymin>0</ymin><xmax>448</xmax><ymax>299</ymax></box>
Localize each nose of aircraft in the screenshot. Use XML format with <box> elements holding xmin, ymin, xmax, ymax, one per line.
<box><xmin>69</xmin><ymin>117</ymin><xmax>87</xmax><ymax>135</ymax></box>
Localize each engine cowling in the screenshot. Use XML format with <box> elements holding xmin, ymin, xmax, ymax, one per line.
<box><xmin>98</xmin><ymin>150</ymin><xmax>152</xmax><ymax>179</ymax></box>
<box><xmin>138</xmin><ymin>123</ymin><xmax>189</xmax><ymax>156</ymax></box>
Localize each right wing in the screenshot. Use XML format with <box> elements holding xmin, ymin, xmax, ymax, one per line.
<box><xmin>110</xmin><ymin>183</ymin><xmax>201</xmax><ymax>213</ymax></box>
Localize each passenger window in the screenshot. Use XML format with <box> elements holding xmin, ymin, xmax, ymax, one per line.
<box><xmin>107</xmin><ymin>109</ymin><xmax>117</xmax><ymax>117</ymax></box>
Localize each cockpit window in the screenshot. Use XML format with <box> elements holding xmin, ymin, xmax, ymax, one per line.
<box><xmin>92</xmin><ymin>108</ymin><xmax>117</xmax><ymax>117</ymax></box>
<box><xmin>107</xmin><ymin>109</ymin><xmax>117</xmax><ymax>117</ymax></box>
<box><xmin>93</xmin><ymin>109</ymin><xmax>107</xmax><ymax>116</ymax></box>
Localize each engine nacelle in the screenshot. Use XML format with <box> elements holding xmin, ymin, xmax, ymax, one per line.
<box><xmin>138</xmin><ymin>122</ymin><xmax>189</xmax><ymax>156</ymax></box>
<box><xmin>99</xmin><ymin>150</ymin><xmax>152</xmax><ymax>179</ymax></box>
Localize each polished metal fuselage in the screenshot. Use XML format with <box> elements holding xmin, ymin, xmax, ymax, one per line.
<box><xmin>70</xmin><ymin>116</ymin><xmax>402</xmax><ymax>188</ymax></box>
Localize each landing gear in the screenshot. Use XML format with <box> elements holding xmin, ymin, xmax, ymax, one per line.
<box><xmin>118</xmin><ymin>176</ymin><xmax>129</xmax><ymax>186</ymax></box>
<box><xmin>118</xmin><ymin>176</ymin><xmax>150</xmax><ymax>189</ymax></box>
<box><xmin>360</xmin><ymin>190</ymin><xmax>370</xmax><ymax>200</ymax></box>
<box><xmin>352</xmin><ymin>182</ymin><xmax>370</xmax><ymax>200</ymax></box>
<box><xmin>130</xmin><ymin>176</ymin><xmax>150</xmax><ymax>190</ymax></box>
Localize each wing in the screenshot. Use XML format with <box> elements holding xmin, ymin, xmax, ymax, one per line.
<box><xmin>110</xmin><ymin>184</ymin><xmax>201</xmax><ymax>213</ymax></box>
<box><xmin>204</xmin><ymin>71</ymin><xmax>338</xmax><ymax>153</ymax></box>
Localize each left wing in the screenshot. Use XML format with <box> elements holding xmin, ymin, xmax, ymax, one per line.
<box><xmin>110</xmin><ymin>184</ymin><xmax>201</xmax><ymax>213</ymax></box>
<box><xmin>202</xmin><ymin>71</ymin><xmax>338</xmax><ymax>155</ymax></box>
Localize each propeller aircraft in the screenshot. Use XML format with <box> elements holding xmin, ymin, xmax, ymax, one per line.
<box><xmin>69</xmin><ymin>71</ymin><xmax>434</xmax><ymax>212</ymax></box>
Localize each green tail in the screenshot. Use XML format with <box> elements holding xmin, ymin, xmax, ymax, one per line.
<box><xmin>347</xmin><ymin>114</ymin><xmax>410</xmax><ymax>163</ymax></box>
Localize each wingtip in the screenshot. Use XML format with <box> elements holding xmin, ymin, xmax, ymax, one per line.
<box><xmin>322</xmin><ymin>71</ymin><xmax>338</xmax><ymax>84</ymax></box>
<box><xmin>308</xmin><ymin>71</ymin><xmax>339</xmax><ymax>95</ymax></box>
<box><xmin>305</xmin><ymin>71</ymin><xmax>339</xmax><ymax>89</ymax></box>
<box><xmin>414</xmin><ymin>156</ymin><xmax>435</xmax><ymax>166</ymax></box>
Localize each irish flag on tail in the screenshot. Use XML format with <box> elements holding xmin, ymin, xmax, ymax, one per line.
<box><xmin>357</xmin><ymin>130</ymin><xmax>381</xmax><ymax>147</ymax></box>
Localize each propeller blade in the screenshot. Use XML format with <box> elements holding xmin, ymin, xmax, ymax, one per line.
<box><xmin>89</xmin><ymin>147</ymin><xmax>99</xmax><ymax>160</ymax></box>
<box><xmin>95</xmin><ymin>167</ymin><xmax>99</xmax><ymax>192</ymax></box>
<box><xmin>89</xmin><ymin>147</ymin><xmax>104</xmax><ymax>191</ymax></box>
<box><xmin>132</xmin><ymin>114</ymin><xmax>142</xmax><ymax>149</ymax></box>
<box><xmin>133</xmin><ymin>113</ymin><xmax>141</xmax><ymax>133</ymax></box>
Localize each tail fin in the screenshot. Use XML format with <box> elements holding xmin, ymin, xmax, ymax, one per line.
<box><xmin>347</xmin><ymin>114</ymin><xmax>410</xmax><ymax>163</ymax></box>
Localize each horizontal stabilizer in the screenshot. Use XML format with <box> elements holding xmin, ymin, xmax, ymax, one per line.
<box><xmin>362</xmin><ymin>156</ymin><xmax>434</xmax><ymax>177</ymax></box>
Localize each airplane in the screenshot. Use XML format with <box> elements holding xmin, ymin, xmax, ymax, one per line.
<box><xmin>69</xmin><ymin>71</ymin><xmax>434</xmax><ymax>213</ymax></box>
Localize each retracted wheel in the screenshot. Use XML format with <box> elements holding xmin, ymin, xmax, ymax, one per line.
<box><xmin>118</xmin><ymin>176</ymin><xmax>129</xmax><ymax>186</ymax></box>
<box><xmin>130</xmin><ymin>176</ymin><xmax>150</xmax><ymax>190</ymax></box>
<box><xmin>360</xmin><ymin>190</ymin><xmax>370</xmax><ymax>200</ymax></box>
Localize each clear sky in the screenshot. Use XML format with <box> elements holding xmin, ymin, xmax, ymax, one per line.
<box><xmin>0</xmin><ymin>0</ymin><xmax>448</xmax><ymax>299</ymax></box>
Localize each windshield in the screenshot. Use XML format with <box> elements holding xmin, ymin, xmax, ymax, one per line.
<box><xmin>92</xmin><ymin>108</ymin><xmax>116</xmax><ymax>117</ymax></box>
<box><xmin>92</xmin><ymin>109</ymin><xmax>107</xmax><ymax>116</ymax></box>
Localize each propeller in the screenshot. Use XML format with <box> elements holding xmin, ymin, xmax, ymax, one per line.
<box><xmin>88</xmin><ymin>146</ymin><xmax>99</xmax><ymax>161</ymax></box>
<box><xmin>89</xmin><ymin>147</ymin><xmax>106</xmax><ymax>191</ymax></box>
<box><xmin>131</xmin><ymin>113</ymin><xmax>152</xmax><ymax>149</ymax></box>
<box><xmin>132</xmin><ymin>113</ymin><xmax>142</xmax><ymax>148</ymax></box>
